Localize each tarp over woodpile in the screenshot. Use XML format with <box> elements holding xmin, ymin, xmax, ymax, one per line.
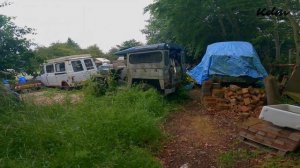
<box><xmin>188</xmin><ymin>41</ymin><xmax>268</xmax><ymax>84</ymax></box>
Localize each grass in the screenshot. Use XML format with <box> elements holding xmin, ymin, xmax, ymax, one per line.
<box><xmin>217</xmin><ymin>149</ymin><xmax>259</xmax><ymax>168</ymax></box>
<box><xmin>0</xmin><ymin>85</ymin><xmax>174</xmax><ymax>167</ymax></box>
<box><xmin>217</xmin><ymin>147</ymin><xmax>300</xmax><ymax>168</ymax></box>
<box><xmin>260</xmin><ymin>153</ymin><xmax>300</xmax><ymax>168</ymax></box>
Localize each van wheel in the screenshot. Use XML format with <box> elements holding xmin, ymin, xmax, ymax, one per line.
<box><xmin>61</xmin><ymin>82</ymin><xmax>70</xmax><ymax>90</ymax></box>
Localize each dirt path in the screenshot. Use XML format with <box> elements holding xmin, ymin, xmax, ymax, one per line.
<box><xmin>159</xmin><ymin>89</ymin><xmax>253</xmax><ymax>168</ymax></box>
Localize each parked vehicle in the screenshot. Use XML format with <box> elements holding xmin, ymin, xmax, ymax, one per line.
<box><xmin>97</xmin><ymin>63</ymin><xmax>114</xmax><ymax>75</ymax></box>
<box><xmin>37</xmin><ymin>54</ymin><xmax>97</xmax><ymax>88</ymax></box>
<box><xmin>115</xmin><ymin>43</ymin><xmax>186</xmax><ymax>94</ymax></box>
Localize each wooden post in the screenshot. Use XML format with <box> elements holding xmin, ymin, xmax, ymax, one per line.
<box><xmin>264</xmin><ymin>75</ymin><xmax>281</xmax><ymax>105</ymax></box>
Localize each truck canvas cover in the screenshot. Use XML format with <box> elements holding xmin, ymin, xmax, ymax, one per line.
<box><xmin>188</xmin><ymin>41</ymin><xmax>268</xmax><ymax>84</ymax></box>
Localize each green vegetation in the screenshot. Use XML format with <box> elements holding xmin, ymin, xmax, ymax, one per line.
<box><xmin>260</xmin><ymin>154</ymin><xmax>300</xmax><ymax>168</ymax></box>
<box><xmin>0</xmin><ymin>86</ymin><xmax>172</xmax><ymax>167</ymax></box>
<box><xmin>35</xmin><ymin>38</ymin><xmax>103</xmax><ymax>59</ymax></box>
<box><xmin>0</xmin><ymin>14</ymin><xmax>39</xmax><ymax>75</ymax></box>
<box><xmin>144</xmin><ymin>0</ymin><xmax>300</xmax><ymax>66</ymax></box>
<box><xmin>279</xmin><ymin>95</ymin><xmax>299</xmax><ymax>105</ymax></box>
<box><xmin>217</xmin><ymin>149</ymin><xmax>259</xmax><ymax>168</ymax></box>
<box><xmin>217</xmin><ymin>148</ymin><xmax>300</xmax><ymax>168</ymax></box>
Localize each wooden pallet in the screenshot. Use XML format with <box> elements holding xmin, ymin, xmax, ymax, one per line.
<box><xmin>239</xmin><ymin>135</ymin><xmax>287</xmax><ymax>155</ymax></box>
<box><xmin>239</xmin><ymin>118</ymin><xmax>300</xmax><ymax>155</ymax></box>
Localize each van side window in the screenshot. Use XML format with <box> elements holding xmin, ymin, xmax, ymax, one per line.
<box><xmin>55</xmin><ymin>62</ymin><xmax>66</xmax><ymax>72</ymax></box>
<box><xmin>46</xmin><ymin>64</ymin><xmax>54</xmax><ymax>73</ymax></box>
<box><xmin>71</xmin><ymin>60</ymin><xmax>84</xmax><ymax>72</ymax></box>
<box><xmin>84</xmin><ymin>59</ymin><xmax>94</xmax><ymax>70</ymax></box>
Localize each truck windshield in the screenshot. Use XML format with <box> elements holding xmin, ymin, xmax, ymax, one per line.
<box><xmin>129</xmin><ymin>51</ymin><xmax>162</xmax><ymax>64</ymax></box>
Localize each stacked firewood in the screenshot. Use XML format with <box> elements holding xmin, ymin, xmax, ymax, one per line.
<box><xmin>222</xmin><ymin>85</ymin><xmax>265</xmax><ymax>113</ymax></box>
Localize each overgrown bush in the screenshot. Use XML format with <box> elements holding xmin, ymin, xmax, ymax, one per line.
<box><xmin>0</xmin><ymin>84</ymin><xmax>20</xmax><ymax>114</ymax></box>
<box><xmin>0</xmin><ymin>86</ymin><xmax>169</xmax><ymax>167</ymax></box>
<box><xmin>84</xmin><ymin>71</ymin><xmax>121</xmax><ymax>97</ymax></box>
<box><xmin>84</xmin><ymin>77</ymin><xmax>108</xmax><ymax>97</ymax></box>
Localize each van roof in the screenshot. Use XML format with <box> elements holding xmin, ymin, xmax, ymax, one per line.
<box><xmin>45</xmin><ymin>54</ymin><xmax>92</xmax><ymax>64</ymax></box>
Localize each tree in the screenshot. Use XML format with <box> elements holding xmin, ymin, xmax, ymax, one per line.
<box><xmin>34</xmin><ymin>39</ymin><xmax>111</xmax><ymax>61</ymax></box>
<box><xmin>84</xmin><ymin>44</ymin><xmax>105</xmax><ymax>58</ymax></box>
<box><xmin>282</xmin><ymin>0</ymin><xmax>300</xmax><ymax>65</ymax></box>
<box><xmin>0</xmin><ymin>14</ymin><xmax>38</xmax><ymax>74</ymax></box>
<box><xmin>143</xmin><ymin>0</ymin><xmax>297</xmax><ymax>67</ymax></box>
<box><xmin>66</xmin><ymin>37</ymin><xmax>80</xmax><ymax>49</ymax></box>
<box><xmin>103</xmin><ymin>47</ymin><xmax>119</xmax><ymax>60</ymax></box>
<box><xmin>0</xmin><ymin>1</ymin><xmax>12</xmax><ymax>8</ymax></box>
<box><xmin>116</xmin><ymin>39</ymin><xmax>143</xmax><ymax>50</ymax></box>
<box><xmin>34</xmin><ymin>38</ymin><xmax>84</xmax><ymax>60</ymax></box>
<box><xmin>107</xmin><ymin>47</ymin><xmax>119</xmax><ymax>55</ymax></box>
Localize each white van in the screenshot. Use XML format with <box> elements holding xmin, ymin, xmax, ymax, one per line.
<box><xmin>37</xmin><ymin>54</ymin><xmax>97</xmax><ymax>88</ymax></box>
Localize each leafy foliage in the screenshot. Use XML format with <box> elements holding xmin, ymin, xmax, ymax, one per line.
<box><xmin>34</xmin><ymin>37</ymin><xmax>114</xmax><ymax>64</ymax></box>
<box><xmin>105</xmin><ymin>39</ymin><xmax>143</xmax><ymax>60</ymax></box>
<box><xmin>34</xmin><ymin>38</ymin><xmax>85</xmax><ymax>60</ymax></box>
<box><xmin>0</xmin><ymin>15</ymin><xmax>39</xmax><ymax>73</ymax></box>
<box><xmin>143</xmin><ymin>0</ymin><xmax>300</xmax><ymax>66</ymax></box>
<box><xmin>85</xmin><ymin>44</ymin><xmax>106</xmax><ymax>58</ymax></box>
<box><xmin>116</xmin><ymin>39</ymin><xmax>143</xmax><ymax>50</ymax></box>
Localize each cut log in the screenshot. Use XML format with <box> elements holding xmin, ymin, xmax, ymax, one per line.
<box><xmin>242</xmin><ymin>88</ymin><xmax>249</xmax><ymax>94</ymax></box>
<box><xmin>243</xmin><ymin>93</ymin><xmax>251</xmax><ymax>98</ymax></box>
<box><xmin>230</xmin><ymin>84</ymin><xmax>241</xmax><ymax>91</ymax></box>
<box><xmin>244</xmin><ymin>98</ymin><xmax>251</xmax><ymax>106</ymax></box>
<box><xmin>240</xmin><ymin>106</ymin><xmax>251</xmax><ymax>112</ymax></box>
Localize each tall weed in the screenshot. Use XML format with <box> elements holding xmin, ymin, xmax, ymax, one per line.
<box><xmin>0</xmin><ymin>86</ymin><xmax>168</xmax><ymax>167</ymax></box>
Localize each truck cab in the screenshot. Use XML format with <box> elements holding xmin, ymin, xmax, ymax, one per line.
<box><xmin>115</xmin><ymin>43</ymin><xmax>185</xmax><ymax>94</ymax></box>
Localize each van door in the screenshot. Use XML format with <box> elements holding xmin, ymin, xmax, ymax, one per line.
<box><xmin>83</xmin><ymin>58</ymin><xmax>97</xmax><ymax>78</ymax></box>
<box><xmin>45</xmin><ymin>64</ymin><xmax>57</xmax><ymax>86</ymax></box>
<box><xmin>54</xmin><ymin>62</ymin><xmax>67</xmax><ymax>87</ymax></box>
<box><xmin>70</xmin><ymin>60</ymin><xmax>86</xmax><ymax>84</ymax></box>
<box><xmin>38</xmin><ymin>65</ymin><xmax>48</xmax><ymax>85</ymax></box>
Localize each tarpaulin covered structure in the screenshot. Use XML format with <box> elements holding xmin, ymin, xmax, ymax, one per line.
<box><xmin>187</xmin><ymin>41</ymin><xmax>268</xmax><ymax>84</ymax></box>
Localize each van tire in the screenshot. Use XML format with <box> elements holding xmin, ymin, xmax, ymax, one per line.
<box><xmin>61</xmin><ymin>81</ymin><xmax>70</xmax><ymax>90</ymax></box>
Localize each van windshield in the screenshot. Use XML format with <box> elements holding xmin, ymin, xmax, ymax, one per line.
<box><xmin>129</xmin><ymin>51</ymin><xmax>162</xmax><ymax>64</ymax></box>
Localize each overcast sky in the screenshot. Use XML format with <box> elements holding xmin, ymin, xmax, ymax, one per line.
<box><xmin>1</xmin><ymin>0</ymin><xmax>153</xmax><ymax>52</ymax></box>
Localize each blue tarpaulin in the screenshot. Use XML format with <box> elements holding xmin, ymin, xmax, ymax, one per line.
<box><xmin>187</xmin><ymin>41</ymin><xmax>268</xmax><ymax>84</ymax></box>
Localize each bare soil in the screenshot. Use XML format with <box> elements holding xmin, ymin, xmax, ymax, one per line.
<box><xmin>159</xmin><ymin>88</ymin><xmax>258</xmax><ymax>168</ymax></box>
<box><xmin>21</xmin><ymin>89</ymin><xmax>83</xmax><ymax>105</ymax></box>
